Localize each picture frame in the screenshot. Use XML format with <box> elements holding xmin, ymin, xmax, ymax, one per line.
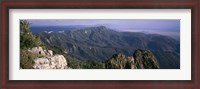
<box><xmin>0</xmin><ymin>0</ymin><xmax>199</xmax><ymax>89</ymax></box>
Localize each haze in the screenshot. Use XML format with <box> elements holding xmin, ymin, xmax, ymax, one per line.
<box><xmin>27</xmin><ymin>19</ymin><xmax>180</xmax><ymax>39</ymax></box>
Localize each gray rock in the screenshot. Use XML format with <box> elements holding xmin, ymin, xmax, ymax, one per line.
<box><xmin>125</xmin><ymin>56</ymin><xmax>135</xmax><ymax>69</ymax></box>
<box><xmin>33</xmin><ymin>55</ymin><xmax>68</xmax><ymax>69</ymax></box>
<box><xmin>28</xmin><ymin>47</ymin><xmax>46</xmax><ymax>56</ymax></box>
<box><xmin>133</xmin><ymin>49</ymin><xmax>160</xmax><ymax>69</ymax></box>
<box><xmin>33</xmin><ymin>58</ymin><xmax>50</xmax><ymax>69</ymax></box>
<box><xmin>47</xmin><ymin>50</ymin><xmax>53</xmax><ymax>56</ymax></box>
<box><xmin>30</xmin><ymin>46</ymin><xmax>69</xmax><ymax>69</ymax></box>
<box><xmin>105</xmin><ymin>53</ymin><xmax>127</xmax><ymax>69</ymax></box>
<box><xmin>49</xmin><ymin>55</ymin><xmax>67</xmax><ymax>69</ymax></box>
<box><xmin>105</xmin><ymin>49</ymin><xmax>160</xmax><ymax>69</ymax></box>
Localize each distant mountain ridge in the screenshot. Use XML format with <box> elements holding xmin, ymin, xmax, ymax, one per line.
<box><xmin>30</xmin><ymin>25</ymin><xmax>88</xmax><ymax>33</ymax></box>
<box><xmin>34</xmin><ymin>26</ymin><xmax>180</xmax><ymax>69</ymax></box>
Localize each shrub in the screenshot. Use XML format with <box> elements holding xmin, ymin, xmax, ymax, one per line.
<box><xmin>20</xmin><ymin>20</ymin><xmax>43</xmax><ymax>49</ymax></box>
<box><xmin>20</xmin><ymin>50</ymin><xmax>36</xmax><ymax>69</ymax></box>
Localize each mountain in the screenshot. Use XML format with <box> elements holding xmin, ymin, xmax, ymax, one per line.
<box><xmin>30</xmin><ymin>25</ymin><xmax>88</xmax><ymax>33</ymax></box>
<box><xmin>34</xmin><ymin>26</ymin><xmax>180</xmax><ymax>69</ymax></box>
<box><xmin>105</xmin><ymin>49</ymin><xmax>160</xmax><ymax>69</ymax></box>
<box><xmin>20</xmin><ymin>20</ymin><xmax>71</xmax><ymax>69</ymax></box>
<box><xmin>133</xmin><ymin>49</ymin><xmax>160</xmax><ymax>69</ymax></box>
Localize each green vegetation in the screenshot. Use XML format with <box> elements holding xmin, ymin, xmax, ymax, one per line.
<box><xmin>66</xmin><ymin>55</ymin><xmax>105</xmax><ymax>69</ymax></box>
<box><xmin>20</xmin><ymin>50</ymin><xmax>35</xmax><ymax>69</ymax></box>
<box><xmin>20</xmin><ymin>20</ymin><xmax>105</xmax><ymax>69</ymax></box>
<box><xmin>20</xmin><ymin>20</ymin><xmax>44</xmax><ymax>49</ymax></box>
<box><xmin>20</xmin><ymin>20</ymin><xmax>44</xmax><ymax>69</ymax></box>
<box><xmin>35</xmin><ymin>26</ymin><xmax>180</xmax><ymax>69</ymax></box>
<box><xmin>19</xmin><ymin>20</ymin><xmax>162</xmax><ymax>69</ymax></box>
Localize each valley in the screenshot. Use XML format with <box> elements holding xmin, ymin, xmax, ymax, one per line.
<box><xmin>33</xmin><ymin>26</ymin><xmax>180</xmax><ymax>69</ymax></box>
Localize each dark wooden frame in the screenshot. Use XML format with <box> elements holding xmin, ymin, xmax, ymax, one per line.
<box><xmin>0</xmin><ymin>0</ymin><xmax>199</xmax><ymax>89</ymax></box>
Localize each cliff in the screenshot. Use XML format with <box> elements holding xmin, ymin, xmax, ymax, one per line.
<box><xmin>105</xmin><ymin>49</ymin><xmax>160</xmax><ymax>69</ymax></box>
<box><xmin>27</xmin><ymin>46</ymin><xmax>71</xmax><ymax>69</ymax></box>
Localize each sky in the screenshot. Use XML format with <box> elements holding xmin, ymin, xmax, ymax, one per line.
<box><xmin>26</xmin><ymin>19</ymin><xmax>180</xmax><ymax>33</ymax></box>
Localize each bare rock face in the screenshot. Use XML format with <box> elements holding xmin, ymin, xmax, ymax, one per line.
<box><xmin>105</xmin><ymin>53</ymin><xmax>127</xmax><ymax>69</ymax></box>
<box><xmin>105</xmin><ymin>49</ymin><xmax>160</xmax><ymax>69</ymax></box>
<box><xmin>28</xmin><ymin>47</ymin><xmax>54</xmax><ymax>57</ymax></box>
<box><xmin>29</xmin><ymin>46</ymin><xmax>69</xmax><ymax>69</ymax></box>
<box><xmin>49</xmin><ymin>55</ymin><xmax>67</xmax><ymax>69</ymax></box>
<box><xmin>29</xmin><ymin>47</ymin><xmax>46</xmax><ymax>56</ymax></box>
<box><xmin>47</xmin><ymin>50</ymin><xmax>53</xmax><ymax>56</ymax></box>
<box><xmin>133</xmin><ymin>49</ymin><xmax>160</xmax><ymax>69</ymax></box>
<box><xmin>33</xmin><ymin>58</ymin><xmax>51</xmax><ymax>69</ymax></box>
<box><xmin>33</xmin><ymin>55</ymin><xmax>68</xmax><ymax>69</ymax></box>
<box><xmin>125</xmin><ymin>56</ymin><xmax>135</xmax><ymax>69</ymax></box>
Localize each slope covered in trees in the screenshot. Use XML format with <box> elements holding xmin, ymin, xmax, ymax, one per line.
<box><xmin>34</xmin><ymin>26</ymin><xmax>180</xmax><ymax>69</ymax></box>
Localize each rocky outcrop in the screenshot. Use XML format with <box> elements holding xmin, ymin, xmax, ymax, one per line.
<box><xmin>28</xmin><ymin>47</ymin><xmax>53</xmax><ymax>57</ymax></box>
<box><xmin>28</xmin><ymin>46</ymin><xmax>70</xmax><ymax>69</ymax></box>
<box><xmin>33</xmin><ymin>55</ymin><xmax>68</xmax><ymax>69</ymax></box>
<box><xmin>105</xmin><ymin>49</ymin><xmax>159</xmax><ymax>69</ymax></box>
<box><xmin>105</xmin><ymin>53</ymin><xmax>127</xmax><ymax>69</ymax></box>
<box><xmin>133</xmin><ymin>49</ymin><xmax>159</xmax><ymax>69</ymax></box>
<box><xmin>125</xmin><ymin>56</ymin><xmax>135</xmax><ymax>69</ymax></box>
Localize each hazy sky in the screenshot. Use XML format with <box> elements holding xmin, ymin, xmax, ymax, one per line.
<box><xmin>27</xmin><ymin>19</ymin><xmax>180</xmax><ymax>33</ymax></box>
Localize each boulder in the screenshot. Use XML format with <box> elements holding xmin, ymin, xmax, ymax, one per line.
<box><xmin>47</xmin><ymin>50</ymin><xmax>53</xmax><ymax>56</ymax></box>
<box><xmin>49</xmin><ymin>55</ymin><xmax>67</xmax><ymax>69</ymax></box>
<box><xmin>33</xmin><ymin>55</ymin><xmax>68</xmax><ymax>69</ymax></box>
<box><xmin>28</xmin><ymin>46</ymin><xmax>54</xmax><ymax>57</ymax></box>
<box><xmin>28</xmin><ymin>47</ymin><xmax>46</xmax><ymax>56</ymax></box>
<box><xmin>29</xmin><ymin>46</ymin><xmax>69</xmax><ymax>69</ymax></box>
<box><xmin>33</xmin><ymin>58</ymin><xmax>50</xmax><ymax>69</ymax></box>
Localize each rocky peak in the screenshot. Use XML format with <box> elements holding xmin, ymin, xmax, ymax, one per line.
<box><xmin>28</xmin><ymin>46</ymin><xmax>71</xmax><ymax>69</ymax></box>
<box><xmin>105</xmin><ymin>49</ymin><xmax>160</xmax><ymax>69</ymax></box>
<box><xmin>125</xmin><ymin>56</ymin><xmax>135</xmax><ymax>69</ymax></box>
<box><xmin>105</xmin><ymin>53</ymin><xmax>127</xmax><ymax>69</ymax></box>
<box><xmin>133</xmin><ymin>49</ymin><xmax>159</xmax><ymax>69</ymax></box>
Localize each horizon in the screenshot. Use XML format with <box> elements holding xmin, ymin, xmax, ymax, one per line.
<box><xmin>26</xmin><ymin>19</ymin><xmax>180</xmax><ymax>32</ymax></box>
<box><xmin>25</xmin><ymin>19</ymin><xmax>180</xmax><ymax>40</ymax></box>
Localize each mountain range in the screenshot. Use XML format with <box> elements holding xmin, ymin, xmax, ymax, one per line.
<box><xmin>30</xmin><ymin>25</ymin><xmax>88</xmax><ymax>33</ymax></box>
<box><xmin>33</xmin><ymin>26</ymin><xmax>180</xmax><ymax>69</ymax></box>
